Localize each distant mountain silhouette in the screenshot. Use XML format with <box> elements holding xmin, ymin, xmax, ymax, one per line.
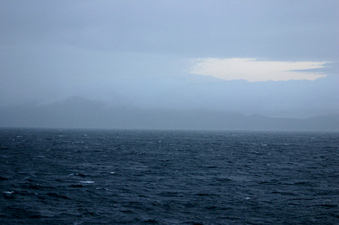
<box><xmin>0</xmin><ymin>97</ymin><xmax>338</xmax><ymax>131</ymax></box>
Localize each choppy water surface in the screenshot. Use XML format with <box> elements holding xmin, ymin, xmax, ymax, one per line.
<box><xmin>0</xmin><ymin>129</ymin><xmax>338</xmax><ymax>224</ymax></box>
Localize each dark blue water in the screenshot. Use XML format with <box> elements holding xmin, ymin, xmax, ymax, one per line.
<box><xmin>0</xmin><ymin>129</ymin><xmax>338</xmax><ymax>224</ymax></box>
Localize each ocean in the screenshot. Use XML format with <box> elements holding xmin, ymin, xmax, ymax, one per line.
<box><xmin>0</xmin><ymin>129</ymin><xmax>338</xmax><ymax>224</ymax></box>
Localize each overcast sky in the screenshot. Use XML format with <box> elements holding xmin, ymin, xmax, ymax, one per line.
<box><xmin>0</xmin><ymin>0</ymin><xmax>338</xmax><ymax>118</ymax></box>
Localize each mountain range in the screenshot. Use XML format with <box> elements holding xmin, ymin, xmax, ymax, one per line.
<box><xmin>0</xmin><ymin>96</ymin><xmax>338</xmax><ymax>131</ymax></box>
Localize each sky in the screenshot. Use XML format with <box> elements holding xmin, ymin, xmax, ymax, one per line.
<box><xmin>0</xmin><ymin>0</ymin><xmax>338</xmax><ymax>119</ymax></box>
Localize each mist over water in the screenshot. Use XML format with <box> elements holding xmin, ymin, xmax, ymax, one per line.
<box><xmin>1</xmin><ymin>95</ymin><xmax>338</xmax><ymax>131</ymax></box>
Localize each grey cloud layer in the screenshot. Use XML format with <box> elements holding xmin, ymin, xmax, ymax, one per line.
<box><xmin>1</xmin><ymin>0</ymin><xmax>338</xmax><ymax>59</ymax></box>
<box><xmin>0</xmin><ymin>0</ymin><xmax>338</xmax><ymax>124</ymax></box>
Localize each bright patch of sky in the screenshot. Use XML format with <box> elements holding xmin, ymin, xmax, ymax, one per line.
<box><xmin>190</xmin><ymin>58</ymin><xmax>329</xmax><ymax>82</ymax></box>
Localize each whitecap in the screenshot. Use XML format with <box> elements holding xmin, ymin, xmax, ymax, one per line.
<box><xmin>96</xmin><ymin>187</ymin><xmax>108</xmax><ymax>191</ymax></box>
<box><xmin>79</xmin><ymin>181</ymin><xmax>95</xmax><ymax>184</ymax></box>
